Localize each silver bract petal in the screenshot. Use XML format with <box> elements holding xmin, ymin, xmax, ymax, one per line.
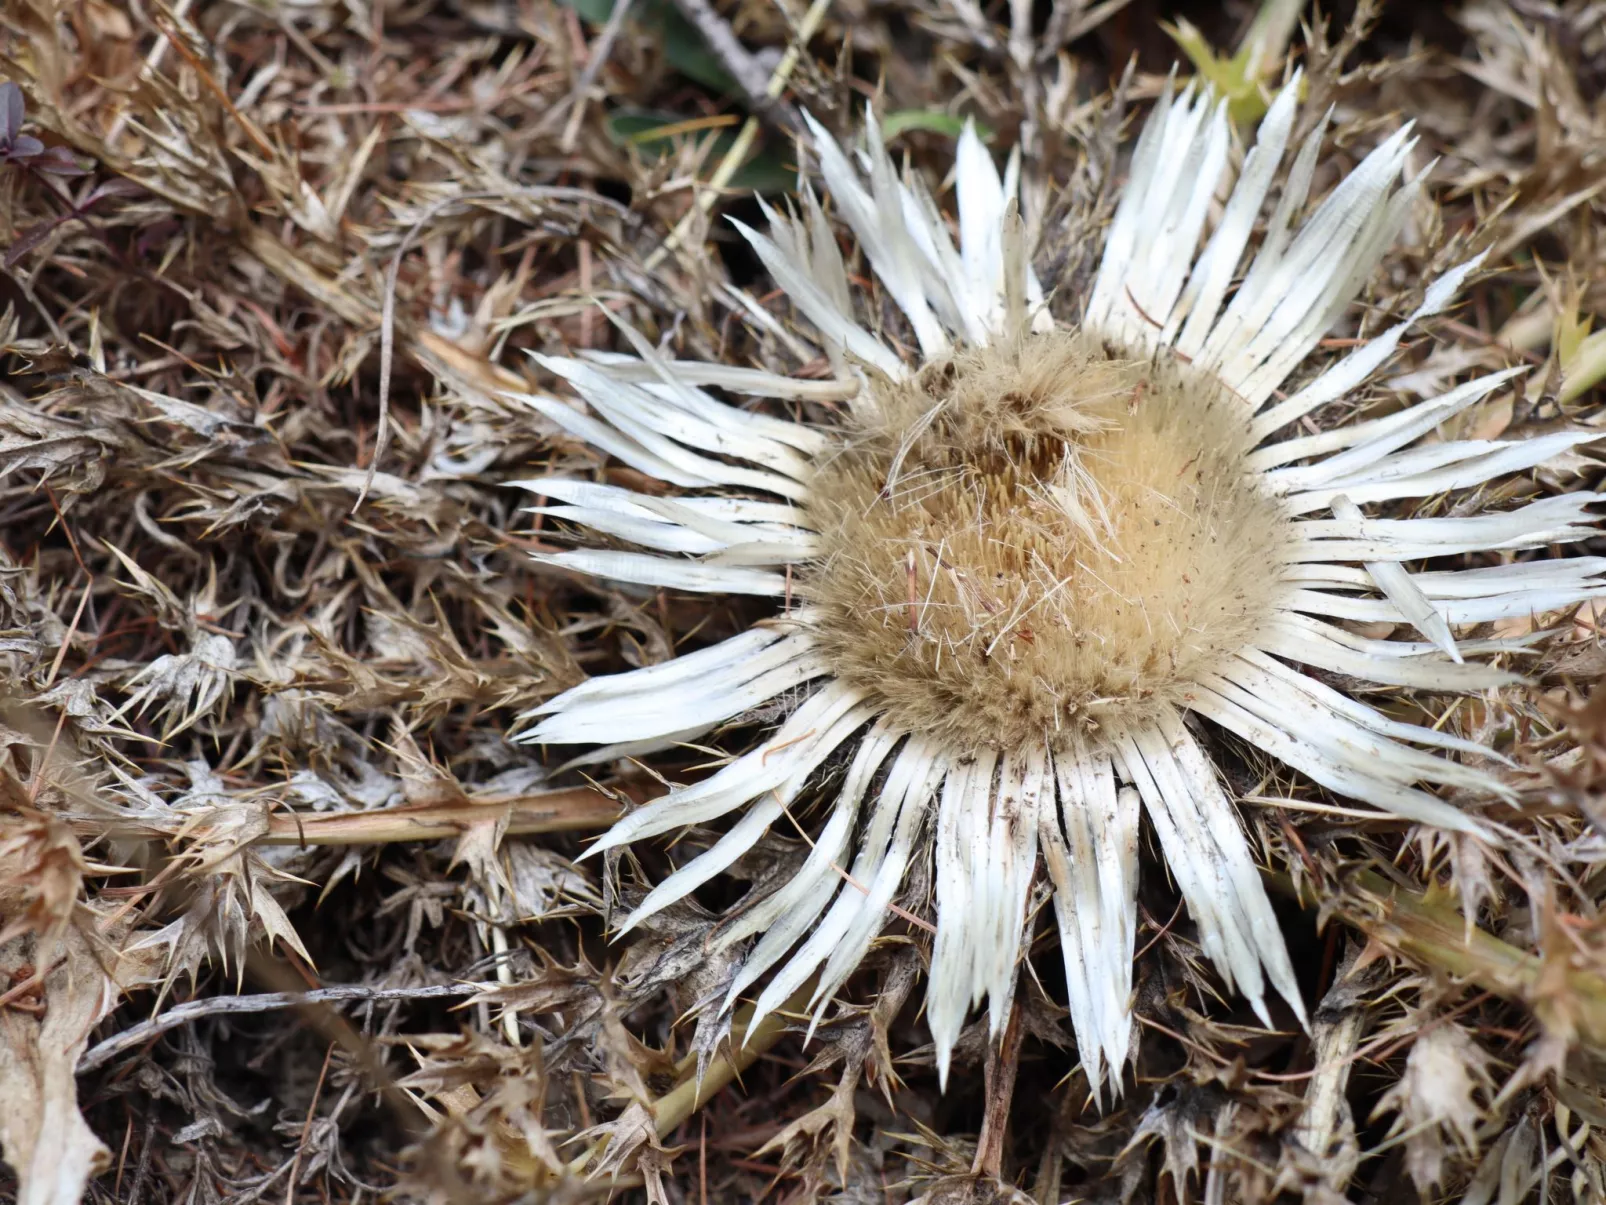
<box><xmin>506</xmin><ymin>81</ymin><xmax>1606</xmax><ymax>1101</ymax></box>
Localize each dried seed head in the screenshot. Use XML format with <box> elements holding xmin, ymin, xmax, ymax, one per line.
<box><xmin>805</xmin><ymin>330</ymin><xmax>1292</xmax><ymax>754</ymax></box>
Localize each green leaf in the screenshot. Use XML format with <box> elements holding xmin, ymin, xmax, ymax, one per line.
<box><xmin>1163</xmin><ymin>18</ymin><xmax>1271</xmax><ymax>124</ymax></box>
<box><xmin>562</xmin><ymin>0</ymin><xmax>613</xmax><ymax>22</ymax></box>
<box><xmin>880</xmin><ymin>109</ymin><xmax>993</xmax><ymax>143</ymax></box>
<box><xmin>1161</xmin><ymin>1</ymin><xmax>1308</xmax><ymax>125</ymax></box>
<box><xmin>557</xmin><ymin>0</ymin><xmax>737</xmax><ymax>95</ymax></box>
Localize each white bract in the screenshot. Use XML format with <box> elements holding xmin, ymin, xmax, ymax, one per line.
<box><xmin>507</xmin><ymin>76</ymin><xmax>1601</xmax><ymax>1097</ymax></box>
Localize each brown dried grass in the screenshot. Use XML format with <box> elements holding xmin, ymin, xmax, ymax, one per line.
<box><xmin>0</xmin><ymin>0</ymin><xmax>1605</xmax><ymax>1202</ymax></box>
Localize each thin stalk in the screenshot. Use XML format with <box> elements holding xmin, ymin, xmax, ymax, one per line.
<box><xmin>653</xmin><ymin>988</ymin><xmax>811</xmax><ymax>1139</ymax></box>
<box><xmin>1235</xmin><ymin>0</ymin><xmax>1305</xmax><ymax>83</ymax></box>
<box><xmin>563</xmin><ymin>987</ymin><xmax>812</xmax><ymax>1181</ymax></box>
<box><xmin>257</xmin><ymin>787</ymin><xmax>625</xmax><ymax>846</ymax></box>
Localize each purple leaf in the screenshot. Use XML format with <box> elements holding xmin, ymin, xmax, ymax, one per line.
<box><xmin>4</xmin><ymin>214</ymin><xmax>70</xmax><ymax>267</ymax></box>
<box><xmin>31</xmin><ymin>145</ymin><xmax>91</xmax><ymax>176</ymax></box>
<box><xmin>7</xmin><ymin>134</ymin><xmax>44</xmax><ymax>159</ymax></box>
<box><xmin>85</xmin><ymin>177</ymin><xmax>144</xmax><ymax>203</ymax></box>
<box><xmin>136</xmin><ymin>217</ymin><xmax>180</xmax><ymax>257</ymax></box>
<box><xmin>0</xmin><ymin>82</ymin><xmax>21</xmax><ymax>148</ymax></box>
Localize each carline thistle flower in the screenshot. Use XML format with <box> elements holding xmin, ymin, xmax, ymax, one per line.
<box><xmin>511</xmin><ymin>75</ymin><xmax>1604</xmax><ymax>1095</ymax></box>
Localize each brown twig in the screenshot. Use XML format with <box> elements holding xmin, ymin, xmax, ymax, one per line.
<box><xmin>972</xmin><ymin>1002</ymin><xmax>1024</xmax><ymax>1179</ymax></box>
<box><xmin>256</xmin><ymin>787</ymin><xmax>628</xmax><ymax>847</ymax></box>
<box><xmin>284</xmin><ymin>1042</ymin><xmax>335</xmax><ymax>1205</ymax></box>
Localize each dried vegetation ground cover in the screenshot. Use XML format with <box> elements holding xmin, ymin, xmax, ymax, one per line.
<box><xmin>1</xmin><ymin>0</ymin><xmax>1606</xmax><ymax>1201</ymax></box>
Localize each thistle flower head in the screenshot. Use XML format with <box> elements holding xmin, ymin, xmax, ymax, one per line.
<box><xmin>809</xmin><ymin>329</ymin><xmax>1289</xmax><ymax>751</ymax></box>
<box><xmin>510</xmin><ymin>75</ymin><xmax>1606</xmax><ymax>1096</ymax></box>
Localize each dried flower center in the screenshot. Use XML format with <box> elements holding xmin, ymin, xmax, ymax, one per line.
<box><xmin>804</xmin><ymin>330</ymin><xmax>1292</xmax><ymax>753</ymax></box>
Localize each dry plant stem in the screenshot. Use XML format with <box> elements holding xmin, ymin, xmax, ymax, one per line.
<box><xmin>972</xmin><ymin>1003</ymin><xmax>1025</xmax><ymax>1179</ymax></box>
<box><xmin>77</xmin><ymin>984</ymin><xmax>480</xmax><ymax>1074</ymax></box>
<box><xmin>561</xmin><ymin>0</ymin><xmax>636</xmax><ymax>152</ymax></box>
<box><xmin>489</xmin><ymin>923</ymin><xmax>522</xmax><ymax>1046</ymax></box>
<box><xmin>257</xmin><ymin>787</ymin><xmax>624</xmax><ymax>846</ymax></box>
<box><xmin>667</xmin><ymin>0</ymin><xmax>800</xmax><ymax>133</ymax></box>
<box><xmin>1292</xmin><ymin>1005</ymin><xmax>1364</xmax><ymax>1161</ymax></box>
<box><xmin>567</xmin><ymin>988</ymin><xmax>811</xmax><ymax>1180</ymax></box>
<box><xmin>644</xmin><ymin>0</ymin><xmax>833</xmax><ymax>271</ymax></box>
<box><xmin>1039</xmin><ymin>1</ymin><xmax>1136</xmax><ymax>61</ymax></box>
<box><xmin>362</xmin><ymin>190</ymin><xmax>504</xmax><ymax>512</ymax></box>
<box><xmin>1277</xmin><ymin>870</ymin><xmax>1606</xmax><ymax>1049</ymax></box>
<box><xmin>284</xmin><ymin>1042</ymin><xmax>334</xmax><ymax>1205</ymax></box>
<box><xmin>653</xmin><ymin>988</ymin><xmax>812</xmax><ymax>1139</ymax></box>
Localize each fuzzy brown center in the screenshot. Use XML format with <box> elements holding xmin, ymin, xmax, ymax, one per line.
<box><xmin>803</xmin><ymin>330</ymin><xmax>1292</xmax><ymax>754</ymax></box>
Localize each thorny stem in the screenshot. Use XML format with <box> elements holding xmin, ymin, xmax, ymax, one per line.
<box><xmin>249</xmin><ymin>801</ymin><xmax>1606</xmax><ymax>1143</ymax></box>
<box><xmin>1274</xmin><ymin>869</ymin><xmax>1606</xmax><ymax>1050</ymax></box>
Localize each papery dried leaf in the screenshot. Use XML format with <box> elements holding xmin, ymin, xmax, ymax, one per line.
<box><xmin>0</xmin><ymin>925</ymin><xmax>149</xmax><ymax>1205</ymax></box>
<box><xmin>0</xmin><ymin>810</ymin><xmax>86</xmax><ymax>948</ymax></box>
<box><xmin>1374</xmin><ymin>1021</ymin><xmax>1496</xmax><ymax>1190</ymax></box>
